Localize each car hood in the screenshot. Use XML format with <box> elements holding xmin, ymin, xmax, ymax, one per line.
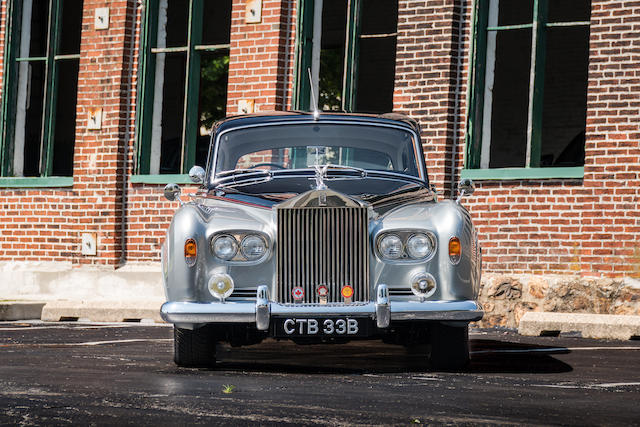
<box><xmin>199</xmin><ymin>176</ymin><xmax>434</xmax><ymax>214</ymax></box>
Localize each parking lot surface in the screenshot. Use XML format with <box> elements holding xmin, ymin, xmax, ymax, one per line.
<box><xmin>1</xmin><ymin>322</ymin><xmax>638</xmax><ymax>426</ymax></box>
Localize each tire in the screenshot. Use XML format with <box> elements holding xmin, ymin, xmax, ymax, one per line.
<box><xmin>428</xmin><ymin>323</ymin><xmax>470</xmax><ymax>371</ymax></box>
<box><xmin>173</xmin><ymin>326</ymin><xmax>217</xmax><ymax>368</ymax></box>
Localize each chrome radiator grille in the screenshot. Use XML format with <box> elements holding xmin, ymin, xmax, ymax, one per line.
<box><xmin>277</xmin><ymin>207</ymin><xmax>370</xmax><ymax>304</ymax></box>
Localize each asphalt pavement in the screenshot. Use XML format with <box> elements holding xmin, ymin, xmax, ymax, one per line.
<box><xmin>1</xmin><ymin>322</ymin><xmax>638</xmax><ymax>426</ymax></box>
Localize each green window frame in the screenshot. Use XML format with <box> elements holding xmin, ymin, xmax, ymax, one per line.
<box><xmin>293</xmin><ymin>0</ymin><xmax>398</xmax><ymax>113</ymax></box>
<box><xmin>464</xmin><ymin>0</ymin><xmax>591</xmax><ymax>179</ymax></box>
<box><xmin>135</xmin><ymin>0</ymin><xmax>231</xmax><ymax>176</ymax></box>
<box><xmin>0</xmin><ymin>0</ymin><xmax>81</xmax><ymax>179</ymax></box>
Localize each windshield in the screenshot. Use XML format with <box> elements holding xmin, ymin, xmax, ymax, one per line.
<box><xmin>213</xmin><ymin>123</ymin><xmax>422</xmax><ymax>179</ymax></box>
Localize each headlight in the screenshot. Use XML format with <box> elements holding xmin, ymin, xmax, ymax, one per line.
<box><xmin>406</xmin><ymin>233</ymin><xmax>435</xmax><ymax>259</ymax></box>
<box><xmin>211</xmin><ymin>235</ymin><xmax>238</xmax><ymax>260</ymax></box>
<box><xmin>379</xmin><ymin>234</ymin><xmax>403</xmax><ymax>259</ymax></box>
<box><xmin>241</xmin><ymin>235</ymin><xmax>267</xmax><ymax>260</ymax></box>
<box><xmin>208</xmin><ymin>273</ymin><xmax>234</xmax><ymax>300</ymax></box>
<box><xmin>411</xmin><ymin>272</ymin><xmax>436</xmax><ymax>298</ymax></box>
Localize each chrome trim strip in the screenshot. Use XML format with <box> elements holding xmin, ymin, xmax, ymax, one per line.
<box><xmin>160</xmin><ymin>300</ymin><xmax>484</xmax><ymax>324</ymax></box>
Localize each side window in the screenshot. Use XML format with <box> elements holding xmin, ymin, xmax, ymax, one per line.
<box><xmin>466</xmin><ymin>0</ymin><xmax>591</xmax><ymax>170</ymax></box>
<box><xmin>136</xmin><ymin>0</ymin><xmax>231</xmax><ymax>175</ymax></box>
<box><xmin>0</xmin><ymin>0</ymin><xmax>83</xmax><ymax>177</ymax></box>
<box><xmin>294</xmin><ymin>0</ymin><xmax>398</xmax><ymax>113</ymax></box>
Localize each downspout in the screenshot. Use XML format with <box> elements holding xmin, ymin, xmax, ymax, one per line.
<box><xmin>280</xmin><ymin>0</ymin><xmax>293</xmax><ymax>109</ymax></box>
<box><xmin>118</xmin><ymin>0</ymin><xmax>140</xmax><ymax>268</ymax></box>
<box><xmin>450</xmin><ymin>0</ymin><xmax>467</xmax><ymax>198</ymax></box>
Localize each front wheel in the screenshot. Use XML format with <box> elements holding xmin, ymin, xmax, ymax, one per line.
<box><xmin>173</xmin><ymin>326</ymin><xmax>217</xmax><ymax>368</ymax></box>
<box><xmin>428</xmin><ymin>323</ymin><xmax>470</xmax><ymax>371</ymax></box>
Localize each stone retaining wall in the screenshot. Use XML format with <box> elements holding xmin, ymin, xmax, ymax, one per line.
<box><xmin>478</xmin><ymin>274</ymin><xmax>640</xmax><ymax>329</ymax></box>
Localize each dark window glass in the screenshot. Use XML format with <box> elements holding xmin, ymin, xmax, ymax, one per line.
<box><xmin>489</xmin><ymin>30</ymin><xmax>532</xmax><ymax>168</ymax></box>
<box><xmin>356</xmin><ymin>0</ymin><xmax>398</xmax><ymax>113</ymax></box>
<box><xmin>548</xmin><ymin>0</ymin><xmax>591</xmax><ymax>23</ymax></box>
<box><xmin>160</xmin><ymin>54</ymin><xmax>187</xmax><ymax>174</ymax></box>
<box><xmin>28</xmin><ymin>0</ymin><xmax>50</xmax><ymax>57</ymax></box>
<box><xmin>52</xmin><ymin>60</ymin><xmax>79</xmax><ymax>176</ymax></box>
<box><xmin>196</xmin><ymin>51</ymin><xmax>229</xmax><ymax>166</ymax></box>
<box><xmin>164</xmin><ymin>0</ymin><xmax>189</xmax><ymax>48</ymax></box>
<box><xmin>319</xmin><ymin>0</ymin><xmax>347</xmax><ymax>111</ymax></box>
<box><xmin>23</xmin><ymin>61</ymin><xmax>47</xmax><ymax>176</ymax></box>
<box><xmin>360</xmin><ymin>0</ymin><xmax>397</xmax><ymax>35</ymax></box>
<box><xmin>202</xmin><ymin>0</ymin><xmax>232</xmax><ymax>45</ymax></box>
<box><xmin>540</xmin><ymin>26</ymin><xmax>589</xmax><ymax>167</ymax></box>
<box><xmin>497</xmin><ymin>0</ymin><xmax>534</xmax><ymax>26</ymax></box>
<box><xmin>58</xmin><ymin>0</ymin><xmax>83</xmax><ymax>55</ymax></box>
<box><xmin>356</xmin><ymin>37</ymin><xmax>396</xmax><ymax>113</ymax></box>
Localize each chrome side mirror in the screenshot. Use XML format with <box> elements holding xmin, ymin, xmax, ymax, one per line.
<box><xmin>164</xmin><ymin>183</ymin><xmax>182</xmax><ymax>204</ymax></box>
<box><xmin>189</xmin><ymin>165</ymin><xmax>205</xmax><ymax>184</ymax></box>
<box><xmin>456</xmin><ymin>178</ymin><xmax>475</xmax><ymax>204</ymax></box>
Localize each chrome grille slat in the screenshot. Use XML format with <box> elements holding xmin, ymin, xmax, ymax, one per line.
<box><xmin>277</xmin><ymin>206</ymin><xmax>369</xmax><ymax>304</ymax></box>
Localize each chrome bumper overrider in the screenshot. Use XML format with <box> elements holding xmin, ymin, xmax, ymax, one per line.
<box><xmin>160</xmin><ymin>285</ymin><xmax>484</xmax><ymax>329</ymax></box>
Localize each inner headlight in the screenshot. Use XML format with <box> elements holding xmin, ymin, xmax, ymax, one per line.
<box><xmin>211</xmin><ymin>235</ymin><xmax>238</xmax><ymax>260</ymax></box>
<box><xmin>241</xmin><ymin>235</ymin><xmax>267</xmax><ymax>260</ymax></box>
<box><xmin>406</xmin><ymin>233</ymin><xmax>435</xmax><ymax>259</ymax></box>
<box><xmin>379</xmin><ymin>234</ymin><xmax>403</xmax><ymax>259</ymax></box>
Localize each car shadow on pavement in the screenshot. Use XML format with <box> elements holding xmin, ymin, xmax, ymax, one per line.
<box><xmin>205</xmin><ymin>338</ymin><xmax>572</xmax><ymax>375</ymax></box>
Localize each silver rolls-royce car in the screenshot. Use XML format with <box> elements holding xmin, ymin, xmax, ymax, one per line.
<box><xmin>160</xmin><ymin>112</ymin><xmax>482</xmax><ymax>370</ymax></box>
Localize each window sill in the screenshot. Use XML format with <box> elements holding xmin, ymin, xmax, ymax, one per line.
<box><xmin>0</xmin><ymin>177</ymin><xmax>74</xmax><ymax>188</ymax></box>
<box><xmin>130</xmin><ymin>174</ymin><xmax>193</xmax><ymax>184</ymax></box>
<box><xmin>461</xmin><ymin>167</ymin><xmax>584</xmax><ymax>181</ymax></box>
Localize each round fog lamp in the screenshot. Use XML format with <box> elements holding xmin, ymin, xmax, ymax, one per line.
<box><xmin>411</xmin><ymin>272</ymin><xmax>436</xmax><ymax>298</ymax></box>
<box><xmin>240</xmin><ymin>235</ymin><xmax>267</xmax><ymax>260</ymax></box>
<box><xmin>406</xmin><ymin>233</ymin><xmax>435</xmax><ymax>259</ymax></box>
<box><xmin>379</xmin><ymin>234</ymin><xmax>403</xmax><ymax>259</ymax></box>
<box><xmin>212</xmin><ymin>235</ymin><xmax>238</xmax><ymax>260</ymax></box>
<box><xmin>208</xmin><ymin>273</ymin><xmax>234</xmax><ymax>300</ymax></box>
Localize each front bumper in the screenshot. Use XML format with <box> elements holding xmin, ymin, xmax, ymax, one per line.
<box><xmin>160</xmin><ymin>285</ymin><xmax>483</xmax><ymax>329</ymax></box>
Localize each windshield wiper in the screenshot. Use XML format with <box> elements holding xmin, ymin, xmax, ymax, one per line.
<box><xmin>213</xmin><ymin>169</ymin><xmax>273</xmax><ymax>187</ymax></box>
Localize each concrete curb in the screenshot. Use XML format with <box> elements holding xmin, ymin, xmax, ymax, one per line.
<box><xmin>40</xmin><ymin>300</ymin><xmax>165</xmax><ymax>323</ymax></box>
<box><xmin>0</xmin><ymin>302</ymin><xmax>46</xmax><ymax>321</ymax></box>
<box><xmin>518</xmin><ymin>312</ymin><xmax>640</xmax><ymax>340</ymax></box>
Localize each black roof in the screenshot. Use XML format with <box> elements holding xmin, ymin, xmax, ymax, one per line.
<box><xmin>212</xmin><ymin>111</ymin><xmax>421</xmax><ymax>135</ymax></box>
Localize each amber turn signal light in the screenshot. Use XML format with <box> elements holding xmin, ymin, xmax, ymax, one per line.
<box><xmin>341</xmin><ymin>285</ymin><xmax>354</xmax><ymax>299</ymax></box>
<box><xmin>449</xmin><ymin>237</ymin><xmax>461</xmax><ymax>264</ymax></box>
<box><xmin>184</xmin><ymin>238</ymin><xmax>197</xmax><ymax>266</ymax></box>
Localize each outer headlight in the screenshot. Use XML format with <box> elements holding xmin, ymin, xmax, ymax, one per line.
<box><xmin>406</xmin><ymin>233</ymin><xmax>435</xmax><ymax>259</ymax></box>
<box><xmin>211</xmin><ymin>235</ymin><xmax>238</xmax><ymax>260</ymax></box>
<box><xmin>379</xmin><ymin>234</ymin><xmax>403</xmax><ymax>259</ymax></box>
<box><xmin>241</xmin><ymin>235</ymin><xmax>267</xmax><ymax>260</ymax></box>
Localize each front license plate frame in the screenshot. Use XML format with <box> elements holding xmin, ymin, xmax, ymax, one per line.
<box><xmin>273</xmin><ymin>317</ymin><xmax>371</xmax><ymax>338</ymax></box>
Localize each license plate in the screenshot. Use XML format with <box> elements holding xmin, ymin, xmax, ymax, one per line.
<box><xmin>274</xmin><ymin>317</ymin><xmax>368</xmax><ymax>337</ymax></box>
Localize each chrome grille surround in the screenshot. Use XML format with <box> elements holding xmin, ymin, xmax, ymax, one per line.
<box><xmin>276</xmin><ymin>206</ymin><xmax>370</xmax><ymax>304</ymax></box>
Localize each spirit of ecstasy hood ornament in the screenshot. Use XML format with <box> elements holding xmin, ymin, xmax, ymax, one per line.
<box><xmin>314</xmin><ymin>164</ymin><xmax>329</xmax><ymax>190</ymax></box>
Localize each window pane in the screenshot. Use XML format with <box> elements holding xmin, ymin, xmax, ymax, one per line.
<box><xmin>319</xmin><ymin>0</ymin><xmax>347</xmax><ymax>111</ymax></box>
<box><xmin>52</xmin><ymin>60</ymin><xmax>79</xmax><ymax>176</ymax></box>
<box><xmin>360</xmin><ymin>0</ymin><xmax>397</xmax><ymax>35</ymax></box>
<box><xmin>496</xmin><ymin>0</ymin><xmax>533</xmax><ymax>27</ymax></box>
<box><xmin>540</xmin><ymin>26</ymin><xmax>589</xmax><ymax>167</ymax></box>
<box><xmin>355</xmin><ymin>37</ymin><xmax>396</xmax><ymax>113</ymax></box>
<box><xmin>28</xmin><ymin>0</ymin><xmax>50</xmax><ymax>57</ymax></box>
<box><xmin>159</xmin><ymin>54</ymin><xmax>187</xmax><ymax>174</ymax></box>
<box><xmin>548</xmin><ymin>0</ymin><xmax>591</xmax><ymax>23</ymax></box>
<box><xmin>202</xmin><ymin>0</ymin><xmax>232</xmax><ymax>45</ymax></box>
<box><xmin>58</xmin><ymin>0</ymin><xmax>83</xmax><ymax>55</ymax></box>
<box><xmin>157</xmin><ymin>0</ymin><xmax>189</xmax><ymax>48</ymax></box>
<box><xmin>196</xmin><ymin>51</ymin><xmax>229</xmax><ymax>167</ymax></box>
<box><xmin>487</xmin><ymin>30</ymin><xmax>532</xmax><ymax>168</ymax></box>
<box><xmin>16</xmin><ymin>61</ymin><xmax>46</xmax><ymax>176</ymax></box>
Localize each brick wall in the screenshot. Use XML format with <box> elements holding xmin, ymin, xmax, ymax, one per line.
<box><xmin>392</xmin><ymin>0</ymin><xmax>640</xmax><ymax>278</ymax></box>
<box><xmin>226</xmin><ymin>0</ymin><xmax>296</xmax><ymax>114</ymax></box>
<box><xmin>0</xmin><ymin>0</ymin><xmax>638</xmax><ymax>281</ymax></box>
